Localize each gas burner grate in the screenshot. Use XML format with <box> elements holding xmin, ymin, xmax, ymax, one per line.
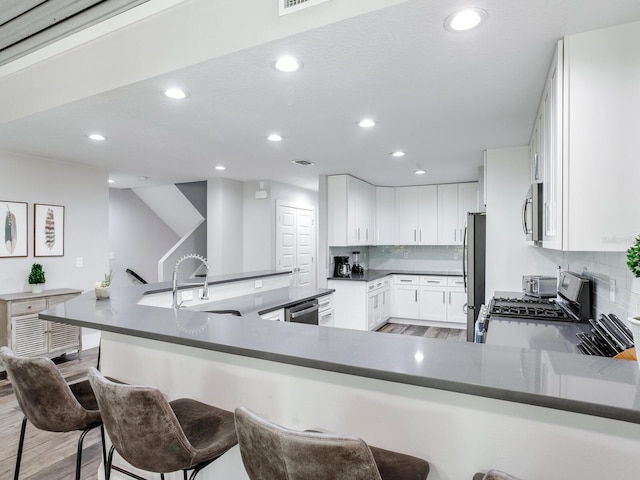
<box><xmin>489</xmin><ymin>297</ymin><xmax>570</xmax><ymax>321</ymax></box>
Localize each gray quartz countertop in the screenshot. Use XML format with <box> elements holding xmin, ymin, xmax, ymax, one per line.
<box><xmin>328</xmin><ymin>269</ymin><xmax>463</xmax><ymax>282</ymax></box>
<box><xmin>187</xmin><ymin>286</ymin><xmax>333</xmax><ymax>315</ymax></box>
<box><xmin>40</xmin><ymin>281</ymin><xmax>640</xmax><ymax>425</ymax></box>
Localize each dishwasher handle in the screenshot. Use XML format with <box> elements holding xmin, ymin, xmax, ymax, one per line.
<box><xmin>290</xmin><ymin>304</ymin><xmax>319</xmax><ymax>319</ymax></box>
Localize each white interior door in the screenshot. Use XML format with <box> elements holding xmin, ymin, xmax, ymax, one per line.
<box><xmin>276</xmin><ymin>201</ymin><xmax>316</xmax><ymax>289</ymax></box>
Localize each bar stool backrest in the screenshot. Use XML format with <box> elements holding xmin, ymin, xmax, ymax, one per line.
<box><xmin>87</xmin><ymin>367</ymin><xmax>196</xmax><ymax>473</ymax></box>
<box><xmin>234</xmin><ymin>407</ymin><xmax>383</xmax><ymax>480</ymax></box>
<box><xmin>0</xmin><ymin>346</ymin><xmax>95</xmax><ymax>431</ymax></box>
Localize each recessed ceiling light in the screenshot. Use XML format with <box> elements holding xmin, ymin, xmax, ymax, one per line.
<box><xmin>87</xmin><ymin>133</ymin><xmax>106</xmax><ymax>141</ymax></box>
<box><xmin>273</xmin><ymin>56</ymin><xmax>303</xmax><ymax>72</ymax></box>
<box><xmin>414</xmin><ymin>169</ymin><xmax>427</xmax><ymax>175</ymax></box>
<box><xmin>215</xmin><ymin>165</ymin><xmax>226</xmax><ymax>171</ymax></box>
<box><xmin>391</xmin><ymin>151</ymin><xmax>406</xmax><ymax>157</ymax></box>
<box><xmin>108</xmin><ymin>179</ymin><xmax>115</xmax><ymax>184</ymax></box>
<box><xmin>267</xmin><ymin>134</ymin><xmax>284</xmax><ymax>142</ymax></box>
<box><xmin>164</xmin><ymin>88</ymin><xmax>188</xmax><ymax>99</ymax></box>
<box><xmin>444</xmin><ymin>8</ymin><xmax>488</xmax><ymax>32</ymax></box>
<box><xmin>358</xmin><ymin>119</ymin><xmax>376</xmax><ymax>128</ymax></box>
<box><xmin>138</xmin><ymin>176</ymin><xmax>148</xmax><ymax>181</ymax></box>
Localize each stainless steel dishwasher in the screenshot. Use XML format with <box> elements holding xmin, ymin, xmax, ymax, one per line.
<box><xmin>284</xmin><ymin>298</ymin><xmax>319</xmax><ymax>325</ymax></box>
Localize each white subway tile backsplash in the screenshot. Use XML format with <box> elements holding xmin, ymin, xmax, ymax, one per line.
<box><xmin>565</xmin><ymin>250</ymin><xmax>638</xmax><ymax>321</ymax></box>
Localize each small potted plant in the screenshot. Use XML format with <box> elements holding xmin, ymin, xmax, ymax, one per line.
<box><xmin>95</xmin><ymin>271</ymin><xmax>113</xmax><ymax>300</ymax></box>
<box><xmin>626</xmin><ymin>236</ymin><xmax>640</xmax><ymax>366</ymax></box>
<box><xmin>28</xmin><ymin>263</ymin><xmax>46</xmax><ymax>293</ymax></box>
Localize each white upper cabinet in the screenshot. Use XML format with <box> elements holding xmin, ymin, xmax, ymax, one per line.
<box><xmin>535</xmin><ymin>23</ymin><xmax>640</xmax><ymax>251</ymax></box>
<box><xmin>530</xmin><ymin>40</ymin><xmax>563</xmax><ymax>250</ymax></box>
<box><xmin>328</xmin><ymin>174</ymin><xmax>375</xmax><ymax>246</ymax></box>
<box><xmin>375</xmin><ymin>187</ymin><xmax>396</xmax><ymax>245</ymax></box>
<box><xmin>329</xmin><ymin>177</ymin><xmax>478</xmax><ymax>247</ymax></box>
<box><xmin>395</xmin><ymin>186</ymin><xmax>437</xmax><ymax>245</ymax></box>
<box><xmin>437</xmin><ymin>183</ymin><xmax>479</xmax><ymax>245</ymax></box>
<box><xmin>437</xmin><ymin>184</ymin><xmax>458</xmax><ymax>245</ymax></box>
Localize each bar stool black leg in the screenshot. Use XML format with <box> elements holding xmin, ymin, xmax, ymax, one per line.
<box><xmin>14</xmin><ymin>417</ymin><xmax>27</xmax><ymax>480</ymax></box>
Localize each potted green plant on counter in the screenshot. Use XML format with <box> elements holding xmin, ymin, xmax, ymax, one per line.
<box><xmin>28</xmin><ymin>263</ymin><xmax>46</xmax><ymax>293</ymax></box>
<box><xmin>626</xmin><ymin>236</ymin><xmax>640</xmax><ymax>367</ymax></box>
<box><xmin>95</xmin><ymin>271</ymin><xmax>113</xmax><ymax>299</ymax></box>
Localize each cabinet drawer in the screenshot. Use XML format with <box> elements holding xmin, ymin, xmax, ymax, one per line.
<box><xmin>11</xmin><ymin>299</ymin><xmax>48</xmax><ymax>316</ymax></box>
<box><xmin>420</xmin><ymin>276</ymin><xmax>447</xmax><ymax>286</ymax></box>
<box><xmin>393</xmin><ymin>275</ymin><xmax>419</xmax><ymax>285</ymax></box>
<box><xmin>447</xmin><ymin>277</ymin><xmax>465</xmax><ymax>287</ymax></box>
<box><xmin>368</xmin><ymin>276</ymin><xmax>391</xmax><ymax>292</ymax></box>
<box><xmin>319</xmin><ymin>308</ymin><xmax>334</xmax><ymax>327</ymax></box>
<box><xmin>318</xmin><ymin>294</ymin><xmax>333</xmax><ymax>312</ymax></box>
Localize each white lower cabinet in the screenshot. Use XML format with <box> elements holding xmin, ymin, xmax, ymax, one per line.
<box><xmin>446</xmin><ymin>277</ymin><xmax>467</xmax><ymax>325</ymax></box>
<box><xmin>392</xmin><ymin>276</ymin><xmax>420</xmax><ymax>320</ymax></box>
<box><xmin>329</xmin><ymin>277</ymin><xmax>390</xmax><ymax>331</ymax></box>
<box><xmin>260</xmin><ymin>309</ymin><xmax>285</xmax><ymax>321</ymax></box>
<box><xmin>318</xmin><ymin>294</ymin><xmax>334</xmax><ymax>327</ymax></box>
<box><xmin>392</xmin><ymin>275</ymin><xmax>466</xmax><ymax>327</ymax></box>
<box><xmin>419</xmin><ymin>276</ymin><xmax>448</xmax><ymax>322</ymax></box>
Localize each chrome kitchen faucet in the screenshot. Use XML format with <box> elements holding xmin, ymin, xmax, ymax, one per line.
<box><xmin>172</xmin><ymin>253</ymin><xmax>210</xmax><ymax>309</ymax></box>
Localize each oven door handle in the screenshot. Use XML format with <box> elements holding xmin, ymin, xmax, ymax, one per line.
<box><xmin>290</xmin><ymin>304</ymin><xmax>319</xmax><ymax>319</ymax></box>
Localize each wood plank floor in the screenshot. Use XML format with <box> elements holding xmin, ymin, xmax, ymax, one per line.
<box><xmin>376</xmin><ymin>322</ymin><xmax>467</xmax><ymax>341</ymax></box>
<box><xmin>0</xmin><ymin>349</ymin><xmax>102</xmax><ymax>480</ymax></box>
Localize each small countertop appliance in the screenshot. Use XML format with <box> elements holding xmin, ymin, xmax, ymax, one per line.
<box><xmin>333</xmin><ymin>256</ymin><xmax>351</xmax><ymax>277</ymax></box>
<box><xmin>351</xmin><ymin>251</ymin><xmax>364</xmax><ymax>275</ymax></box>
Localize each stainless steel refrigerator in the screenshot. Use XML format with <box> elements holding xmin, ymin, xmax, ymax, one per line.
<box><xmin>463</xmin><ymin>212</ymin><xmax>486</xmax><ymax>342</ymax></box>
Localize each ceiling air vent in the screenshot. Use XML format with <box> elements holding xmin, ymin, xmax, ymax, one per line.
<box><xmin>279</xmin><ymin>0</ymin><xmax>331</xmax><ymax>17</ymax></box>
<box><xmin>292</xmin><ymin>159</ymin><xmax>315</xmax><ymax>166</ymax></box>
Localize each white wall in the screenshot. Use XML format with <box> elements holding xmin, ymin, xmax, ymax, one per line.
<box><xmin>207</xmin><ymin>178</ymin><xmax>243</xmax><ymax>275</ymax></box>
<box><xmin>108</xmin><ymin>188</ymin><xmax>179</xmax><ymax>286</ymax></box>
<box><xmin>0</xmin><ymin>151</ymin><xmax>109</xmax><ymax>293</ymax></box>
<box><xmin>242</xmin><ymin>180</ymin><xmax>318</xmax><ymax>273</ymax></box>
<box><xmin>485</xmin><ymin>146</ymin><xmax>560</xmax><ymax>295</ymax></box>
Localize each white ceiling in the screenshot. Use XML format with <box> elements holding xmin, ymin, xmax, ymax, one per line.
<box><xmin>1</xmin><ymin>0</ymin><xmax>639</xmax><ymax>191</ymax></box>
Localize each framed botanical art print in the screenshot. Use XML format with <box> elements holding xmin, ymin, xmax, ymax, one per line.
<box><xmin>34</xmin><ymin>204</ymin><xmax>65</xmax><ymax>257</ymax></box>
<box><xmin>1</xmin><ymin>200</ymin><xmax>28</xmax><ymax>258</ymax></box>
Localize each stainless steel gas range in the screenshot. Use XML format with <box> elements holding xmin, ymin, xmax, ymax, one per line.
<box><xmin>475</xmin><ymin>272</ymin><xmax>592</xmax><ymax>353</ymax></box>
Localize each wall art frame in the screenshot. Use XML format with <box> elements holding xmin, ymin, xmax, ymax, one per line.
<box><xmin>1</xmin><ymin>200</ymin><xmax>28</xmax><ymax>258</ymax></box>
<box><xmin>34</xmin><ymin>203</ymin><xmax>65</xmax><ymax>257</ymax></box>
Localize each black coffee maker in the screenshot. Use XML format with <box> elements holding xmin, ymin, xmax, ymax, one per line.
<box><xmin>333</xmin><ymin>256</ymin><xmax>351</xmax><ymax>277</ymax></box>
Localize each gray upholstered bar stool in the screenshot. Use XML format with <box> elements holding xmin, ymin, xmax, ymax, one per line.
<box><xmin>87</xmin><ymin>367</ymin><xmax>238</xmax><ymax>480</ymax></box>
<box><xmin>234</xmin><ymin>406</ymin><xmax>430</xmax><ymax>480</ymax></box>
<box><xmin>473</xmin><ymin>470</ymin><xmax>521</xmax><ymax>480</ymax></box>
<box><xmin>0</xmin><ymin>346</ymin><xmax>106</xmax><ymax>480</ymax></box>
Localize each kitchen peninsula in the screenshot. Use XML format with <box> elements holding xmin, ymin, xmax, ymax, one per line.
<box><xmin>41</xmin><ymin>271</ymin><xmax>640</xmax><ymax>480</ymax></box>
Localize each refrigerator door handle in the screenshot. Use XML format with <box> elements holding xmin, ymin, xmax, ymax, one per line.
<box><xmin>462</xmin><ymin>221</ymin><xmax>468</xmax><ymax>293</ymax></box>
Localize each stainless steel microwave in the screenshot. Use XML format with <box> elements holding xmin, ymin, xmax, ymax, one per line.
<box><xmin>522</xmin><ymin>183</ymin><xmax>543</xmax><ymax>245</ymax></box>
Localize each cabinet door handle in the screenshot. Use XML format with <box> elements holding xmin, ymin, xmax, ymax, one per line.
<box><xmin>414</xmin><ymin>229</ymin><xmax>417</xmax><ymax>242</ymax></box>
<box><xmin>454</xmin><ymin>229</ymin><xmax>457</xmax><ymax>242</ymax></box>
<box><xmin>449</xmin><ymin>292</ymin><xmax>452</xmax><ymax>304</ymax></box>
<box><xmin>415</xmin><ymin>291</ymin><xmax>418</xmax><ymax>302</ymax></box>
<box><xmin>442</xmin><ymin>291</ymin><xmax>445</xmax><ymax>304</ymax></box>
<box><xmin>419</xmin><ymin>229</ymin><xmax>422</xmax><ymax>242</ymax></box>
